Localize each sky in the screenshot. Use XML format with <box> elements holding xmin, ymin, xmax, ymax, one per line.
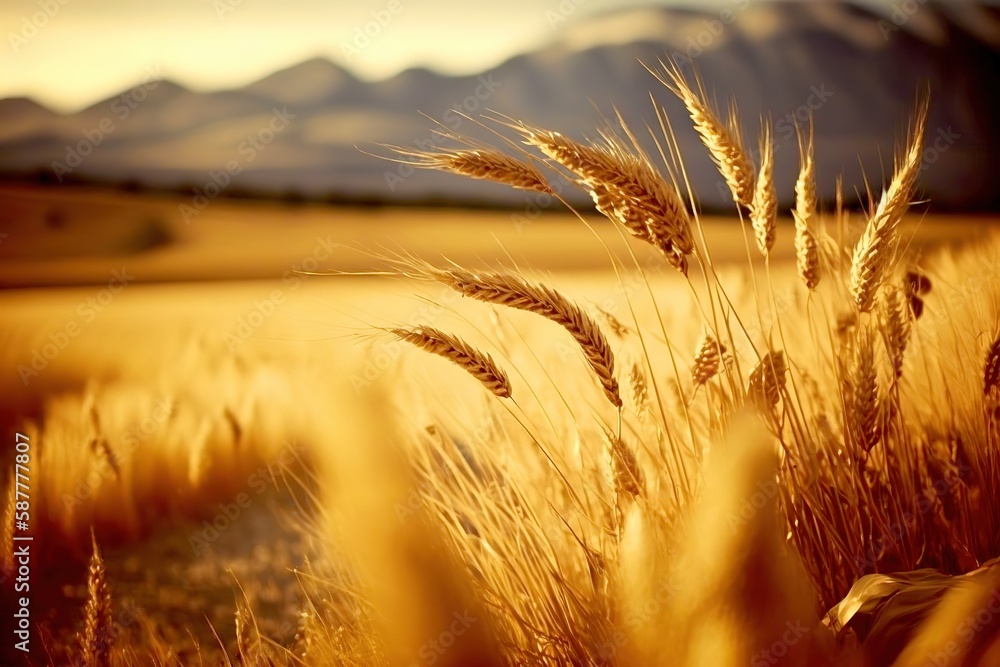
<box><xmin>0</xmin><ymin>0</ymin><xmax>991</xmax><ymax>112</ymax></box>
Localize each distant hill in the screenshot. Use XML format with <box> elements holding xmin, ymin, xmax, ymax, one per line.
<box><xmin>1</xmin><ymin>1</ymin><xmax>999</xmax><ymax>210</ymax></box>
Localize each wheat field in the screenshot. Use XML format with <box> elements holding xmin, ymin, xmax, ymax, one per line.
<box><xmin>3</xmin><ymin>63</ymin><xmax>1000</xmax><ymax>666</ymax></box>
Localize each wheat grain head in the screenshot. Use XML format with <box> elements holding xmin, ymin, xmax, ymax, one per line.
<box><xmin>392</xmin><ymin>326</ymin><xmax>513</xmax><ymax>399</ymax></box>
<box><xmin>751</xmin><ymin>124</ymin><xmax>777</xmax><ymax>257</ymax></box>
<box><xmin>79</xmin><ymin>529</ymin><xmax>113</xmax><ymax>667</ymax></box>
<box><xmin>850</xmin><ymin>92</ymin><xmax>929</xmax><ymax>312</ymax></box>
<box><xmin>654</xmin><ymin>62</ymin><xmax>755</xmax><ymax>209</ymax></box>
<box><xmin>434</xmin><ymin>268</ymin><xmax>622</xmax><ymax>407</ymax></box>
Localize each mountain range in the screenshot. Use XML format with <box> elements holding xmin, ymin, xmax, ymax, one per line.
<box><xmin>2</xmin><ymin>1</ymin><xmax>999</xmax><ymax>210</ymax></box>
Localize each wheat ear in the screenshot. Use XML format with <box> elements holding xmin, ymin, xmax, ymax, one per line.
<box><xmin>794</xmin><ymin>119</ymin><xmax>820</xmax><ymax>289</ymax></box>
<box><xmin>393</xmin><ymin>326</ymin><xmax>512</xmax><ymax>399</ymax></box>
<box><xmin>850</xmin><ymin>93</ymin><xmax>929</xmax><ymax>312</ymax></box>
<box><xmin>751</xmin><ymin>123</ymin><xmax>777</xmax><ymax>256</ymax></box>
<box><xmin>880</xmin><ymin>287</ymin><xmax>911</xmax><ymax>379</ymax></box>
<box><xmin>850</xmin><ymin>329</ymin><xmax>880</xmax><ymax>452</ymax></box>
<box><xmin>748</xmin><ymin>350</ymin><xmax>787</xmax><ymax>412</ymax></box>
<box><xmin>629</xmin><ymin>361</ymin><xmax>649</xmax><ymax>416</ymax></box>
<box><xmin>655</xmin><ymin>63</ymin><xmax>755</xmax><ymax>208</ymax></box>
<box><xmin>434</xmin><ymin>268</ymin><xmax>621</xmax><ymax>407</ymax></box>
<box><xmin>602</xmin><ymin>427</ymin><xmax>645</xmax><ymax>500</ymax></box>
<box><xmin>80</xmin><ymin>529</ymin><xmax>113</xmax><ymax>667</ymax></box>
<box><xmin>514</xmin><ymin>124</ymin><xmax>693</xmax><ymax>270</ymax></box>
<box><xmin>593</xmin><ymin>303</ymin><xmax>632</xmax><ymax>338</ymax></box>
<box><xmin>387</xmin><ymin>146</ymin><xmax>553</xmax><ymax>194</ymax></box>
<box><xmin>692</xmin><ymin>335</ymin><xmax>725</xmax><ymax>387</ymax></box>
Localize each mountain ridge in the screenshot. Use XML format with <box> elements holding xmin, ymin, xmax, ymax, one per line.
<box><xmin>2</xmin><ymin>1</ymin><xmax>998</xmax><ymax>210</ymax></box>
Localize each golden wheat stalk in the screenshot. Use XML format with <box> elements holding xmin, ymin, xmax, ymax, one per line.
<box><xmin>388</xmin><ymin>146</ymin><xmax>553</xmax><ymax>194</ymax></box>
<box><xmin>590</xmin><ymin>182</ymin><xmax>651</xmax><ymax>242</ymax></box>
<box><xmin>235</xmin><ymin>600</ymin><xmax>264</xmax><ymax>663</ymax></box>
<box><xmin>794</xmin><ymin>120</ymin><xmax>820</xmax><ymax>289</ymax></box>
<box><xmin>751</xmin><ymin>124</ymin><xmax>777</xmax><ymax>257</ymax></box>
<box><xmin>692</xmin><ymin>334</ymin><xmax>725</xmax><ymax>387</ymax></box>
<box><xmin>881</xmin><ymin>287</ymin><xmax>911</xmax><ymax>379</ymax></box>
<box><xmin>793</xmin><ymin>212</ymin><xmax>820</xmax><ymax>290</ymax></box>
<box><xmin>655</xmin><ymin>63</ymin><xmax>755</xmax><ymax>209</ymax></box>
<box><xmin>795</xmin><ymin>118</ymin><xmax>817</xmax><ymax>229</ymax></box>
<box><xmin>850</xmin><ymin>329</ymin><xmax>881</xmax><ymax>452</ymax></box>
<box><xmin>849</xmin><ymin>94</ymin><xmax>929</xmax><ymax>312</ymax></box>
<box><xmin>629</xmin><ymin>361</ymin><xmax>649</xmax><ymax>416</ymax></box>
<box><xmin>748</xmin><ymin>350</ymin><xmax>787</xmax><ymax>411</ymax></box>
<box><xmin>434</xmin><ymin>268</ymin><xmax>621</xmax><ymax>407</ymax></box>
<box><xmin>79</xmin><ymin>529</ymin><xmax>113</xmax><ymax>667</ymax></box>
<box><xmin>393</xmin><ymin>326</ymin><xmax>513</xmax><ymax>399</ymax></box>
<box><xmin>602</xmin><ymin>427</ymin><xmax>645</xmax><ymax>499</ymax></box>
<box><xmin>511</xmin><ymin>122</ymin><xmax>694</xmax><ymax>250</ymax></box>
<box><xmin>592</xmin><ymin>303</ymin><xmax>632</xmax><ymax>338</ymax></box>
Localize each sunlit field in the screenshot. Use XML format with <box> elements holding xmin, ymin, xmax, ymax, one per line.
<box><xmin>4</xmin><ymin>71</ymin><xmax>1000</xmax><ymax>667</ymax></box>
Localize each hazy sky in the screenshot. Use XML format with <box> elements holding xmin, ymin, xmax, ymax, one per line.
<box><xmin>0</xmin><ymin>0</ymin><xmax>989</xmax><ymax>112</ymax></box>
